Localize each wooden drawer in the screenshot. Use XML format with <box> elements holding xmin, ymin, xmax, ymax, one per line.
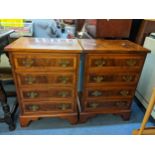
<box><xmin>12</xmin><ymin>53</ymin><xmax>77</xmax><ymax>71</ymax></box>
<box><xmin>86</xmin><ymin>72</ymin><xmax>139</xmax><ymax>86</ymax></box>
<box><xmin>84</xmin><ymin>100</ymin><xmax>131</xmax><ymax>111</ymax></box>
<box><xmin>84</xmin><ymin>87</ymin><xmax>134</xmax><ymax>99</ymax></box>
<box><xmin>23</xmin><ymin>101</ymin><xmax>73</xmax><ymax>114</ymax></box>
<box><xmin>87</xmin><ymin>54</ymin><xmax>145</xmax><ymax>71</ymax></box>
<box><xmin>16</xmin><ymin>72</ymin><xmax>75</xmax><ymax>87</ymax></box>
<box><xmin>20</xmin><ymin>88</ymin><xmax>74</xmax><ymax>101</ymax></box>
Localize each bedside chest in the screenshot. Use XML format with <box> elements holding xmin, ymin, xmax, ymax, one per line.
<box><xmin>79</xmin><ymin>39</ymin><xmax>150</xmax><ymax>123</ymax></box>
<box><xmin>5</xmin><ymin>37</ymin><xmax>82</xmax><ymax>127</ymax></box>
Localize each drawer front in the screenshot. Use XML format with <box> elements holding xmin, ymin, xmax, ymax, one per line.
<box><xmin>87</xmin><ymin>54</ymin><xmax>144</xmax><ymax>71</ymax></box>
<box><xmin>84</xmin><ymin>87</ymin><xmax>134</xmax><ymax>99</ymax></box>
<box><xmin>84</xmin><ymin>100</ymin><xmax>131</xmax><ymax>111</ymax></box>
<box><xmin>13</xmin><ymin>54</ymin><xmax>77</xmax><ymax>71</ymax></box>
<box><xmin>20</xmin><ymin>88</ymin><xmax>74</xmax><ymax>101</ymax></box>
<box><xmin>17</xmin><ymin>72</ymin><xmax>75</xmax><ymax>87</ymax></box>
<box><xmin>86</xmin><ymin>73</ymin><xmax>139</xmax><ymax>86</ymax></box>
<box><xmin>23</xmin><ymin>102</ymin><xmax>73</xmax><ymax>114</ymax></box>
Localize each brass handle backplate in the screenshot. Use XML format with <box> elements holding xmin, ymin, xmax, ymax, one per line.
<box><xmin>59</xmin><ymin>60</ymin><xmax>70</xmax><ymax>67</ymax></box>
<box><xmin>93</xmin><ymin>76</ymin><xmax>105</xmax><ymax>83</ymax></box>
<box><xmin>115</xmin><ymin>101</ymin><xmax>129</xmax><ymax>108</ymax></box>
<box><xmin>57</xmin><ymin>104</ymin><xmax>70</xmax><ymax>110</ymax></box>
<box><xmin>27</xmin><ymin>92</ymin><xmax>38</xmax><ymax>98</ymax></box>
<box><xmin>120</xmin><ymin>90</ymin><xmax>129</xmax><ymax>96</ymax></box>
<box><xmin>91</xmin><ymin>90</ymin><xmax>103</xmax><ymax>97</ymax></box>
<box><xmin>28</xmin><ymin>105</ymin><xmax>40</xmax><ymax>111</ymax></box>
<box><xmin>94</xmin><ymin>59</ymin><xmax>106</xmax><ymax>67</ymax></box>
<box><xmin>58</xmin><ymin>91</ymin><xmax>69</xmax><ymax>97</ymax></box>
<box><xmin>25</xmin><ymin>76</ymin><xmax>36</xmax><ymax>84</ymax></box>
<box><xmin>59</xmin><ymin>76</ymin><xmax>69</xmax><ymax>84</ymax></box>
<box><xmin>122</xmin><ymin>75</ymin><xmax>133</xmax><ymax>82</ymax></box>
<box><xmin>126</xmin><ymin>59</ymin><xmax>137</xmax><ymax>66</ymax></box>
<box><xmin>22</xmin><ymin>59</ymin><xmax>34</xmax><ymax>67</ymax></box>
<box><xmin>88</xmin><ymin>103</ymin><xmax>99</xmax><ymax>108</ymax></box>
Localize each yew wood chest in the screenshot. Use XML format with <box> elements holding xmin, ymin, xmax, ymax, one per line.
<box><xmin>5</xmin><ymin>37</ymin><xmax>82</xmax><ymax>127</ymax></box>
<box><xmin>79</xmin><ymin>39</ymin><xmax>150</xmax><ymax>123</ymax></box>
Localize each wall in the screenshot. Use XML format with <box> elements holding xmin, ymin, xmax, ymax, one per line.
<box><xmin>0</xmin><ymin>54</ymin><xmax>11</xmax><ymax>67</ymax></box>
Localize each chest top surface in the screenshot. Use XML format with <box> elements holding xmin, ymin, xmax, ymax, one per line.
<box><xmin>79</xmin><ymin>39</ymin><xmax>150</xmax><ymax>54</ymax></box>
<box><xmin>5</xmin><ymin>37</ymin><xmax>82</xmax><ymax>53</ymax></box>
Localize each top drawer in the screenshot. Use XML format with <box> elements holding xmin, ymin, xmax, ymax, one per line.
<box><xmin>86</xmin><ymin>54</ymin><xmax>145</xmax><ymax>71</ymax></box>
<box><xmin>12</xmin><ymin>53</ymin><xmax>78</xmax><ymax>71</ymax></box>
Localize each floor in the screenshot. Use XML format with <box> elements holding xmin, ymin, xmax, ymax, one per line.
<box><xmin>0</xmin><ymin>97</ymin><xmax>155</xmax><ymax>135</ymax></box>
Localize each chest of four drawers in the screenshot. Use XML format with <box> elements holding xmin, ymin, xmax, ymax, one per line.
<box><xmin>13</xmin><ymin>53</ymin><xmax>79</xmax><ymax>113</ymax></box>
<box><xmin>82</xmin><ymin>54</ymin><xmax>145</xmax><ymax>111</ymax></box>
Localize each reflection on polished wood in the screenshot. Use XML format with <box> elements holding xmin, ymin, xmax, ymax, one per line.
<box><xmin>5</xmin><ymin>37</ymin><xmax>82</xmax><ymax>52</ymax></box>
<box><xmin>79</xmin><ymin>39</ymin><xmax>149</xmax><ymax>53</ymax></box>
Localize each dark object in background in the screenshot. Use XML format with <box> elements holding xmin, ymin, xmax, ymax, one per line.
<box><xmin>0</xmin><ymin>30</ymin><xmax>18</xmax><ymax>131</ymax></box>
<box><xmin>129</xmin><ymin>19</ymin><xmax>143</xmax><ymax>42</ymax></box>
<box><xmin>76</xmin><ymin>19</ymin><xmax>133</xmax><ymax>39</ymax></box>
<box><xmin>96</xmin><ymin>19</ymin><xmax>132</xmax><ymax>38</ymax></box>
<box><xmin>135</xmin><ymin>20</ymin><xmax>155</xmax><ymax>45</ymax></box>
<box><xmin>0</xmin><ymin>69</ymin><xmax>18</xmax><ymax>131</ymax></box>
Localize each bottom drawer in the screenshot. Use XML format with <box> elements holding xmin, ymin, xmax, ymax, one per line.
<box><xmin>23</xmin><ymin>102</ymin><xmax>74</xmax><ymax>114</ymax></box>
<box><xmin>84</xmin><ymin>100</ymin><xmax>131</xmax><ymax>111</ymax></box>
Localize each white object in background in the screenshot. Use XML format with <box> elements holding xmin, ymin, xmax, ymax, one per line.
<box><xmin>136</xmin><ymin>36</ymin><xmax>155</xmax><ymax>119</ymax></box>
<box><xmin>0</xmin><ymin>54</ymin><xmax>11</xmax><ymax>68</ymax></box>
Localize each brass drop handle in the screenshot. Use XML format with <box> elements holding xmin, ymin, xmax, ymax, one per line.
<box><xmin>25</xmin><ymin>76</ymin><xmax>36</xmax><ymax>84</ymax></box>
<box><xmin>28</xmin><ymin>105</ymin><xmax>40</xmax><ymax>111</ymax></box>
<box><xmin>59</xmin><ymin>76</ymin><xmax>69</xmax><ymax>84</ymax></box>
<box><xmin>91</xmin><ymin>90</ymin><xmax>103</xmax><ymax>97</ymax></box>
<box><xmin>27</xmin><ymin>92</ymin><xmax>38</xmax><ymax>98</ymax></box>
<box><xmin>126</xmin><ymin>59</ymin><xmax>137</xmax><ymax>66</ymax></box>
<box><xmin>122</xmin><ymin>75</ymin><xmax>133</xmax><ymax>82</ymax></box>
<box><xmin>22</xmin><ymin>59</ymin><xmax>34</xmax><ymax>67</ymax></box>
<box><xmin>93</xmin><ymin>76</ymin><xmax>105</xmax><ymax>83</ymax></box>
<box><xmin>95</xmin><ymin>59</ymin><xmax>106</xmax><ymax>67</ymax></box>
<box><xmin>89</xmin><ymin>103</ymin><xmax>99</xmax><ymax>108</ymax></box>
<box><xmin>58</xmin><ymin>91</ymin><xmax>69</xmax><ymax>97</ymax></box>
<box><xmin>120</xmin><ymin>90</ymin><xmax>129</xmax><ymax>96</ymax></box>
<box><xmin>116</xmin><ymin>102</ymin><xmax>129</xmax><ymax>108</ymax></box>
<box><xmin>116</xmin><ymin>102</ymin><xmax>126</xmax><ymax>107</ymax></box>
<box><xmin>59</xmin><ymin>60</ymin><xmax>70</xmax><ymax>67</ymax></box>
<box><xmin>57</xmin><ymin>104</ymin><xmax>70</xmax><ymax>110</ymax></box>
